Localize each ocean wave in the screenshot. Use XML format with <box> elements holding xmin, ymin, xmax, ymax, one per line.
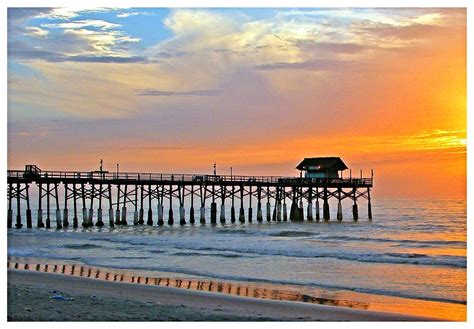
<box><xmin>171</xmin><ymin>251</ymin><xmax>252</xmax><ymax>259</ymax></box>
<box><xmin>63</xmin><ymin>243</ymin><xmax>101</xmax><ymax>250</ymax></box>
<box><xmin>181</xmin><ymin>245</ymin><xmax>466</xmax><ymax>268</ymax></box>
<box><xmin>316</xmin><ymin>235</ymin><xmax>466</xmax><ymax>247</ymax></box>
<box><xmin>268</xmin><ymin>231</ymin><xmax>317</xmax><ymax>237</ymax></box>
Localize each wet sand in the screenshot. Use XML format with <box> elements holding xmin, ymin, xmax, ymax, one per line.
<box><xmin>8</xmin><ymin>269</ymin><xmax>433</xmax><ymax>321</ymax></box>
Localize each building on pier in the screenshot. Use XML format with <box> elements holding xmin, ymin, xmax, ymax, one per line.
<box><xmin>296</xmin><ymin>157</ymin><xmax>348</xmax><ymax>179</ymax></box>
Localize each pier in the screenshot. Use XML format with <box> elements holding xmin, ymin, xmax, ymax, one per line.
<box><xmin>6</xmin><ymin>158</ymin><xmax>374</xmax><ymax>229</ymax></box>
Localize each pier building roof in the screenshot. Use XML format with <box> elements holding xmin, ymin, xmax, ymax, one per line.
<box><xmin>296</xmin><ymin>157</ymin><xmax>348</xmax><ymax>171</ymax></box>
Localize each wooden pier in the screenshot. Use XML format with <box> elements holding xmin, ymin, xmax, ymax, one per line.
<box><xmin>7</xmin><ymin>162</ymin><xmax>374</xmax><ymax>229</ymax></box>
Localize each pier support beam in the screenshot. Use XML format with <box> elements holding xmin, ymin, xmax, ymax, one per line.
<box><xmin>367</xmin><ymin>188</ymin><xmax>372</xmax><ymax>220</ymax></box>
<box><xmin>256</xmin><ymin>187</ymin><xmax>262</xmax><ymax>222</ymax></box>
<box><xmin>323</xmin><ymin>187</ymin><xmax>330</xmax><ymax>221</ymax></box>
<box><xmin>55</xmin><ymin>183</ymin><xmax>62</xmax><ymax>229</ymax></box>
<box><xmin>220</xmin><ymin>186</ymin><xmax>226</xmax><ymax>224</ymax></box>
<box><xmin>37</xmin><ymin>184</ymin><xmax>45</xmax><ymax>228</ymax></box>
<box><xmin>46</xmin><ymin>183</ymin><xmax>51</xmax><ymax>229</ymax></box>
<box><xmin>139</xmin><ymin>185</ymin><xmax>144</xmax><ymax>225</ymax></box>
<box><xmin>290</xmin><ymin>187</ymin><xmax>300</xmax><ymax>221</ymax></box>
<box><xmin>248</xmin><ymin>186</ymin><xmax>252</xmax><ymax>223</ymax></box>
<box><xmin>157</xmin><ymin>192</ymin><xmax>164</xmax><ymax>226</ymax></box>
<box><xmin>121</xmin><ymin>185</ymin><xmax>128</xmax><ymax>225</ymax></box>
<box><xmin>115</xmin><ymin>185</ymin><xmax>121</xmax><ymax>226</ymax></box>
<box><xmin>352</xmin><ymin>188</ymin><xmax>358</xmax><ymax>221</ymax></box>
<box><xmin>315</xmin><ymin>188</ymin><xmax>320</xmax><ymax>221</ymax></box>
<box><xmin>26</xmin><ymin>184</ymin><xmax>32</xmax><ymax>228</ymax></box>
<box><xmin>96</xmin><ymin>184</ymin><xmax>104</xmax><ymax>227</ymax></box>
<box><xmin>179</xmin><ymin>185</ymin><xmax>186</xmax><ymax>226</ymax></box>
<box><xmin>133</xmin><ymin>185</ymin><xmax>139</xmax><ymax>225</ymax></box>
<box><xmin>146</xmin><ymin>185</ymin><xmax>153</xmax><ymax>226</ymax></box>
<box><xmin>108</xmin><ymin>184</ymin><xmax>114</xmax><ymax>228</ymax></box>
<box><xmin>180</xmin><ymin>206</ymin><xmax>186</xmax><ymax>226</ymax></box>
<box><xmin>200</xmin><ymin>206</ymin><xmax>205</xmax><ymax>224</ymax></box>
<box><xmin>298</xmin><ymin>188</ymin><xmax>304</xmax><ymax>221</ymax></box>
<box><xmin>168</xmin><ymin>185</ymin><xmax>174</xmax><ymax>225</ymax></box>
<box><xmin>239</xmin><ymin>186</ymin><xmax>245</xmax><ymax>223</ymax></box>
<box><xmin>337</xmin><ymin>188</ymin><xmax>343</xmax><ymax>221</ymax></box>
<box><xmin>7</xmin><ymin>183</ymin><xmax>12</xmax><ymax>228</ymax></box>
<box><xmin>307</xmin><ymin>188</ymin><xmax>313</xmax><ymax>221</ymax></box>
<box><xmin>63</xmin><ymin>184</ymin><xmax>69</xmax><ymax>227</ymax></box>
<box><xmin>265</xmin><ymin>187</ymin><xmax>270</xmax><ymax>222</ymax></box>
<box><xmin>16</xmin><ymin>183</ymin><xmax>23</xmax><ymax>228</ymax></box>
<box><xmin>190</xmin><ymin>185</ymin><xmax>195</xmax><ymax>224</ymax></box>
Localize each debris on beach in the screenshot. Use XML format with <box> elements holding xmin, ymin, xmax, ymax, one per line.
<box><xmin>49</xmin><ymin>294</ymin><xmax>74</xmax><ymax>301</ymax></box>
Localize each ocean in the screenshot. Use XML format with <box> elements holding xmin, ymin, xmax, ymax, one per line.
<box><xmin>7</xmin><ymin>197</ymin><xmax>466</xmax><ymax>320</ymax></box>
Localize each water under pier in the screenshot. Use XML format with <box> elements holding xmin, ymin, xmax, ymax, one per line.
<box><xmin>7</xmin><ymin>164</ymin><xmax>373</xmax><ymax>229</ymax></box>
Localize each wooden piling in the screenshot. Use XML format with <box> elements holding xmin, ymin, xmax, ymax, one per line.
<box><xmin>230</xmin><ymin>185</ymin><xmax>236</xmax><ymax>223</ymax></box>
<box><xmin>248</xmin><ymin>186</ymin><xmax>252</xmax><ymax>223</ymax></box>
<box><xmin>82</xmin><ymin>183</ymin><xmax>88</xmax><ymax>227</ymax></box>
<box><xmin>323</xmin><ymin>187</ymin><xmax>330</xmax><ymax>221</ymax></box>
<box><xmin>337</xmin><ymin>188</ymin><xmax>343</xmax><ymax>221</ymax></box>
<box><xmin>121</xmin><ymin>184</ymin><xmax>128</xmax><ymax>225</ymax></box>
<box><xmin>133</xmin><ymin>184</ymin><xmax>139</xmax><ymax>225</ymax></box>
<box><xmin>139</xmin><ymin>185</ymin><xmax>144</xmax><ymax>225</ymax></box>
<box><xmin>367</xmin><ymin>187</ymin><xmax>372</xmax><ymax>220</ymax></box>
<box><xmin>220</xmin><ymin>185</ymin><xmax>226</xmax><ymax>224</ymax></box>
<box><xmin>210</xmin><ymin>185</ymin><xmax>217</xmax><ymax>224</ymax></box>
<box><xmin>46</xmin><ymin>183</ymin><xmax>51</xmax><ymax>229</ymax></box>
<box><xmin>37</xmin><ymin>183</ymin><xmax>44</xmax><ymax>228</ymax></box>
<box><xmin>190</xmin><ymin>185</ymin><xmax>195</xmax><ymax>224</ymax></box>
<box><xmin>55</xmin><ymin>183</ymin><xmax>62</xmax><ymax>229</ymax></box>
<box><xmin>63</xmin><ymin>184</ymin><xmax>69</xmax><ymax>227</ymax></box>
<box><xmin>108</xmin><ymin>184</ymin><xmax>114</xmax><ymax>227</ymax></box>
<box><xmin>115</xmin><ymin>184</ymin><xmax>121</xmax><ymax>225</ymax></box>
<box><xmin>315</xmin><ymin>187</ymin><xmax>320</xmax><ymax>221</ymax></box>
<box><xmin>26</xmin><ymin>184</ymin><xmax>32</xmax><ymax>228</ymax></box>
<box><xmin>352</xmin><ymin>188</ymin><xmax>358</xmax><ymax>221</ymax></box>
<box><xmin>199</xmin><ymin>184</ymin><xmax>206</xmax><ymax>224</ymax></box>
<box><xmin>88</xmin><ymin>184</ymin><xmax>94</xmax><ymax>227</ymax></box>
<box><xmin>239</xmin><ymin>185</ymin><xmax>245</xmax><ymax>223</ymax></box>
<box><xmin>96</xmin><ymin>184</ymin><xmax>104</xmax><ymax>227</ymax></box>
<box><xmin>166</xmin><ymin>185</ymin><xmax>173</xmax><ymax>225</ymax></box>
<box><xmin>7</xmin><ymin>183</ymin><xmax>13</xmax><ymax>228</ymax></box>
<box><xmin>266</xmin><ymin>186</ymin><xmax>271</xmax><ymax>222</ymax></box>
<box><xmin>256</xmin><ymin>186</ymin><xmax>263</xmax><ymax>222</ymax></box>
<box><xmin>15</xmin><ymin>182</ymin><xmax>22</xmax><ymax>228</ymax></box>
<box><xmin>179</xmin><ymin>185</ymin><xmax>186</xmax><ymax>226</ymax></box>
<box><xmin>307</xmin><ymin>187</ymin><xmax>313</xmax><ymax>221</ymax></box>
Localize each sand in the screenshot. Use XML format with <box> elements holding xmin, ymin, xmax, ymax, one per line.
<box><xmin>7</xmin><ymin>270</ymin><xmax>434</xmax><ymax>321</ymax></box>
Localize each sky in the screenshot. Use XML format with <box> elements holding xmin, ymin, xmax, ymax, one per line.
<box><xmin>7</xmin><ymin>7</ymin><xmax>466</xmax><ymax>197</ymax></box>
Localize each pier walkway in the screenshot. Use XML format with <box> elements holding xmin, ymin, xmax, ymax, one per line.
<box><xmin>7</xmin><ymin>165</ymin><xmax>373</xmax><ymax>229</ymax></box>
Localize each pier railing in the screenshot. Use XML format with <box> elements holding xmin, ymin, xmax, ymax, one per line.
<box><xmin>7</xmin><ymin>169</ymin><xmax>372</xmax><ymax>186</ymax></box>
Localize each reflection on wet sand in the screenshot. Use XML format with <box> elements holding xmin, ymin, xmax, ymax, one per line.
<box><xmin>7</xmin><ymin>261</ymin><xmax>368</xmax><ymax>309</ymax></box>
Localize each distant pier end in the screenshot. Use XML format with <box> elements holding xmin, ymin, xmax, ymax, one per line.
<box><xmin>7</xmin><ymin>157</ymin><xmax>373</xmax><ymax>229</ymax></box>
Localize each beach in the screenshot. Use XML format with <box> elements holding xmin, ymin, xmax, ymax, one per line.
<box><xmin>8</xmin><ymin>269</ymin><xmax>433</xmax><ymax>321</ymax></box>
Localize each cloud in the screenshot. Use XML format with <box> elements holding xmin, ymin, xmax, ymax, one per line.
<box><xmin>116</xmin><ymin>11</ymin><xmax>154</xmax><ymax>18</ymax></box>
<box><xmin>8</xmin><ymin>40</ymin><xmax>148</xmax><ymax>63</ymax></box>
<box><xmin>36</xmin><ymin>8</ymin><xmax>118</xmax><ymax>20</ymax></box>
<box><xmin>253</xmin><ymin>59</ymin><xmax>362</xmax><ymax>71</ymax></box>
<box><xmin>42</xmin><ymin>19</ymin><xmax>121</xmax><ymax>30</ymax></box>
<box><xmin>24</xmin><ymin>26</ymin><xmax>49</xmax><ymax>38</ymax></box>
<box><xmin>136</xmin><ymin>89</ymin><xmax>220</xmax><ymax>97</ymax></box>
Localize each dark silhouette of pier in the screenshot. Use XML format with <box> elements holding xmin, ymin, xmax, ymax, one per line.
<box><xmin>7</xmin><ymin>163</ymin><xmax>373</xmax><ymax>229</ymax></box>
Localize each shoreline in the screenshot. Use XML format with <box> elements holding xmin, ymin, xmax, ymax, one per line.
<box><xmin>8</xmin><ymin>269</ymin><xmax>434</xmax><ymax>321</ymax></box>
